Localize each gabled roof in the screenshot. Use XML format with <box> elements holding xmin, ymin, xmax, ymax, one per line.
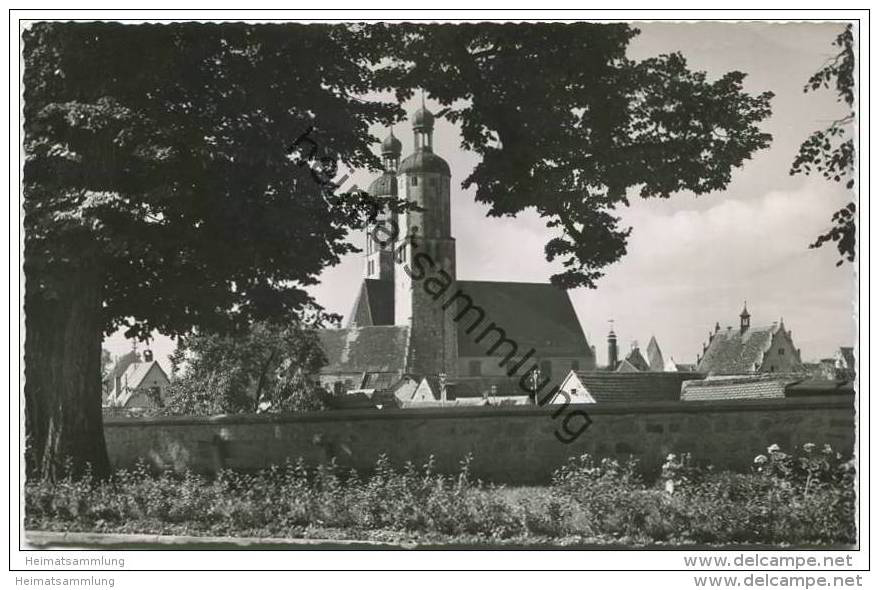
<box><xmin>646</xmin><ymin>336</ymin><xmax>665</xmax><ymax>371</ymax></box>
<box><xmin>318</xmin><ymin>326</ymin><xmax>410</xmax><ymax>374</ymax></box>
<box><xmin>566</xmin><ymin>371</ymin><xmax>702</xmax><ymax>403</ymax></box>
<box><xmin>619</xmin><ymin>347</ymin><xmax>650</xmax><ymax>372</ymax></box>
<box><xmin>696</xmin><ymin>325</ymin><xmax>779</xmax><ymax>375</ymax></box>
<box><xmin>347</xmin><ymin>279</ymin><xmax>395</xmax><ymax>328</ymax></box>
<box><xmin>615</xmin><ymin>359</ymin><xmax>641</xmax><ymax>373</ymax></box>
<box><xmin>681</xmin><ymin>375</ymin><xmax>789</xmax><ymax>401</ymax></box>
<box><xmin>113</xmin><ymin>361</ymin><xmax>170</xmax><ymax>407</ymax></box>
<box><xmin>453</xmin><ymin>280</ymin><xmax>591</xmax><ymax>358</ymax></box>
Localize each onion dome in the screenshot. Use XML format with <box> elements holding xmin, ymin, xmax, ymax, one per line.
<box><xmin>367</xmin><ymin>171</ymin><xmax>398</xmax><ymax>197</ymax></box>
<box><xmin>412</xmin><ymin>105</ymin><xmax>435</xmax><ymax>131</ymax></box>
<box><xmin>381</xmin><ymin>129</ymin><xmax>402</xmax><ymax>157</ymax></box>
<box><xmin>398</xmin><ymin>151</ymin><xmax>451</xmax><ymax>176</ymax></box>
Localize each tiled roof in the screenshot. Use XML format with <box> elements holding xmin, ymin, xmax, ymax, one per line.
<box><xmin>785</xmin><ymin>379</ymin><xmax>855</xmax><ymax>396</ymax></box>
<box><xmin>571</xmin><ymin>371</ymin><xmax>702</xmax><ymax>403</ymax></box>
<box><xmin>454</xmin><ymin>280</ymin><xmax>591</xmax><ymax>358</ymax></box>
<box><xmin>318</xmin><ymin>326</ymin><xmax>410</xmax><ymax>374</ymax></box>
<box><xmin>681</xmin><ymin>375</ymin><xmax>789</xmax><ymax>401</ymax></box>
<box><xmin>696</xmin><ymin>325</ymin><xmax>777</xmax><ymax>375</ymax></box>
<box><xmin>347</xmin><ymin>279</ymin><xmax>395</xmax><ymax>327</ymax></box>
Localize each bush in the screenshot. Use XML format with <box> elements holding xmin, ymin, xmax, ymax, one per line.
<box><xmin>24</xmin><ymin>443</ymin><xmax>855</xmax><ymax>546</ymax></box>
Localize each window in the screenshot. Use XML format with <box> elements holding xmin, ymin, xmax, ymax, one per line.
<box><xmin>570</xmin><ymin>360</ymin><xmax>580</xmax><ymax>371</ymax></box>
<box><xmin>368</xmin><ymin>260</ymin><xmax>374</xmax><ymax>276</ymax></box>
<box><xmin>778</xmin><ymin>347</ymin><xmax>785</xmax><ymax>355</ymax></box>
<box><xmin>469</xmin><ymin>360</ymin><xmax>482</xmax><ymax>376</ymax></box>
<box><xmin>411</xmin><ymin>176</ymin><xmax>418</xmax><ymax>186</ymax></box>
<box><xmin>540</xmin><ymin>360</ymin><xmax>552</xmax><ymax>378</ymax></box>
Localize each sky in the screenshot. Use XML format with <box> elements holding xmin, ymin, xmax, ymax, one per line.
<box><xmin>104</xmin><ymin>21</ymin><xmax>857</xmax><ymax>371</ymax></box>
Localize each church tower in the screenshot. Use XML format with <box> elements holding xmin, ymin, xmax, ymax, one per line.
<box><xmin>364</xmin><ymin>130</ymin><xmax>402</xmax><ymax>281</ymax></box>
<box><xmin>395</xmin><ymin>102</ymin><xmax>458</xmax><ymax>377</ymax></box>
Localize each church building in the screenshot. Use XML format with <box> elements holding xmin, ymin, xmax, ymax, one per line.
<box><xmin>317</xmin><ymin>105</ymin><xmax>596</xmax><ymax>398</ymax></box>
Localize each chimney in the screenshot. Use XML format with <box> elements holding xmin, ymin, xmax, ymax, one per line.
<box><xmin>143</xmin><ymin>349</ymin><xmax>154</xmax><ymax>363</ymax></box>
<box><xmin>607</xmin><ymin>324</ymin><xmax>618</xmax><ymax>370</ymax></box>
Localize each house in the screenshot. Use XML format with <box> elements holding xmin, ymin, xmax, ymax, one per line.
<box><xmin>696</xmin><ymin>304</ymin><xmax>803</xmax><ymax>375</ymax></box>
<box><xmin>552</xmin><ymin>370</ymin><xmax>704</xmax><ymax>404</ymax></box>
<box><xmin>105</xmin><ymin>349</ymin><xmax>170</xmax><ymax>409</ymax></box>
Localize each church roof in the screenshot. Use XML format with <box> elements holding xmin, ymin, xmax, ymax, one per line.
<box><xmin>454</xmin><ymin>280</ymin><xmax>590</xmax><ymax>358</ymax></box>
<box><xmin>412</xmin><ymin>105</ymin><xmax>435</xmax><ymax>130</ymax></box>
<box><xmin>381</xmin><ymin>130</ymin><xmax>402</xmax><ymax>156</ymax></box>
<box><xmin>398</xmin><ymin>150</ymin><xmax>451</xmax><ymax>176</ymax></box>
<box><xmin>568</xmin><ymin>371</ymin><xmax>701</xmax><ymax>403</ymax></box>
<box><xmin>367</xmin><ymin>171</ymin><xmax>398</xmax><ymax>197</ymax></box>
<box><xmin>696</xmin><ymin>325</ymin><xmax>779</xmax><ymax>375</ymax></box>
<box><xmin>318</xmin><ymin>326</ymin><xmax>410</xmax><ymax>374</ymax></box>
<box><xmin>347</xmin><ymin>279</ymin><xmax>395</xmax><ymax>327</ymax></box>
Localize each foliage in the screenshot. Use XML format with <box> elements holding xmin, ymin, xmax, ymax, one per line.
<box><xmin>790</xmin><ymin>24</ymin><xmax>856</xmax><ymax>265</ymax></box>
<box><xmin>24</xmin><ymin>22</ymin><xmax>405</xmax><ymax>341</ymax></box>
<box><xmin>23</xmin><ymin>22</ymin><xmax>405</xmax><ymax>478</ymax></box>
<box><xmin>394</xmin><ymin>23</ymin><xmax>774</xmax><ymax>287</ymax></box>
<box><xmin>160</xmin><ymin>319</ymin><xmax>329</xmax><ymax>415</ymax></box>
<box><xmin>26</xmin><ymin>444</ymin><xmax>855</xmax><ymax>546</ymax></box>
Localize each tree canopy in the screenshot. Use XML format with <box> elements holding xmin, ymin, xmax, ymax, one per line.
<box><xmin>395</xmin><ymin>23</ymin><xmax>774</xmax><ymax>287</ymax></box>
<box><xmin>790</xmin><ymin>24</ymin><xmax>855</xmax><ymax>265</ymax></box>
<box><xmin>162</xmin><ymin>320</ymin><xmax>327</xmax><ymax>416</ymax></box>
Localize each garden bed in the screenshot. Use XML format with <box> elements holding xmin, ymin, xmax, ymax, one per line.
<box><xmin>25</xmin><ymin>445</ymin><xmax>856</xmax><ymax>547</ymax></box>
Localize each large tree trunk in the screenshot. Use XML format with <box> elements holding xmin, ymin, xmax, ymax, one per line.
<box><xmin>24</xmin><ymin>260</ymin><xmax>110</xmax><ymax>481</ymax></box>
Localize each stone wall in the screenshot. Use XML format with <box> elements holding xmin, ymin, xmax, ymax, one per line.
<box><xmin>104</xmin><ymin>395</ymin><xmax>855</xmax><ymax>484</ymax></box>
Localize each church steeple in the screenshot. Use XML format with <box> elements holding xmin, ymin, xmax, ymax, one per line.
<box><xmin>394</xmin><ymin>103</ymin><xmax>456</xmax><ymax>377</ymax></box>
<box><xmin>412</xmin><ymin>92</ymin><xmax>435</xmax><ymax>152</ymax></box>
<box><xmin>381</xmin><ymin>127</ymin><xmax>402</xmax><ymax>171</ymax></box>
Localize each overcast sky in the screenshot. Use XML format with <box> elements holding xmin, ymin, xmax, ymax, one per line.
<box><xmin>105</xmin><ymin>21</ymin><xmax>857</xmax><ymax>370</ymax></box>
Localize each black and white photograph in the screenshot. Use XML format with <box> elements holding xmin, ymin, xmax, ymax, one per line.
<box><xmin>9</xmin><ymin>7</ymin><xmax>871</xmax><ymax>586</ymax></box>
